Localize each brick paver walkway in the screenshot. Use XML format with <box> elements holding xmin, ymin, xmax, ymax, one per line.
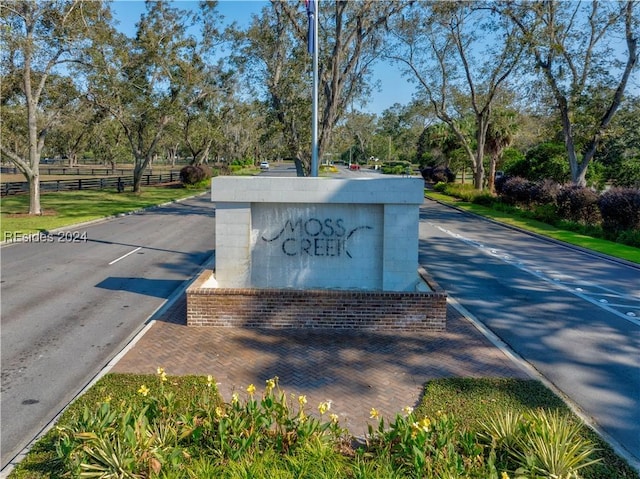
<box><xmin>111</xmin><ymin>296</ymin><xmax>529</xmax><ymax>436</ymax></box>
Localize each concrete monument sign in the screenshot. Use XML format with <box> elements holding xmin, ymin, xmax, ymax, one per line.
<box><xmin>187</xmin><ymin>176</ymin><xmax>447</xmax><ymax>330</ymax></box>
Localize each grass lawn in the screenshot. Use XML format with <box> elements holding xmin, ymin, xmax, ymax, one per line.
<box><xmin>9</xmin><ymin>375</ymin><xmax>638</xmax><ymax>478</ymax></box>
<box><xmin>1</xmin><ymin>186</ymin><xmax>207</xmax><ymax>240</ymax></box>
<box><xmin>425</xmin><ymin>191</ymin><xmax>640</xmax><ymax>264</ymax></box>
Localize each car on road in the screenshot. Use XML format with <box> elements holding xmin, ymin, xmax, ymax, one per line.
<box><xmin>260</xmin><ymin>161</ymin><xmax>270</xmax><ymax>170</ymax></box>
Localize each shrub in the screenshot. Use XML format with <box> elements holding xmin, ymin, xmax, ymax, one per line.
<box><xmin>531</xmin><ymin>179</ymin><xmax>561</xmax><ymax>206</ymax></box>
<box><xmin>494</xmin><ymin>174</ymin><xmax>508</xmax><ymax>194</ymax></box>
<box><xmin>472</xmin><ymin>193</ymin><xmax>497</xmax><ymax>206</ymax></box>
<box><xmin>441</xmin><ymin>182</ymin><xmax>482</xmax><ymax>202</ymax></box>
<box><xmin>598</xmin><ymin>187</ymin><xmax>640</xmax><ymax>233</ymax></box>
<box><xmin>180</xmin><ymin>165</ymin><xmax>205</xmax><ymax>185</ymax></box>
<box><xmin>366</xmin><ymin>408</ymin><xmax>600</xmax><ymax>479</ymax></box>
<box><xmin>556</xmin><ymin>185</ymin><xmax>601</xmax><ymax>225</ymax></box>
<box><xmin>231</xmin><ymin>158</ymin><xmax>254</xmax><ymax>167</ymax></box>
<box><xmin>198</xmin><ymin>164</ymin><xmax>212</xmax><ymax>179</ymax></box>
<box><xmin>499</xmin><ymin>176</ymin><xmax>536</xmax><ymax>206</ymax></box>
<box><xmin>382</xmin><ymin>164</ymin><xmax>407</xmax><ymax>175</ymax></box>
<box><xmin>530</xmin><ymin>203</ymin><xmax>559</xmax><ymax>224</ymax></box>
<box><xmin>478</xmin><ymin>409</ymin><xmax>601</xmax><ymax>479</ymax></box>
<box><xmin>421</xmin><ymin>166</ymin><xmax>456</xmax><ymax>183</ymax></box>
<box><xmin>180</xmin><ymin>164</ymin><xmax>213</xmax><ymax>187</ymax></box>
<box><xmin>433</xmin><ymin>181</ymin><xmax>448</xmax><ymax>192</ymax></box>
<box><xmin>616</xmin><ymin>228</ymin><xmax>640</xmax><ymax>248</ymax></box>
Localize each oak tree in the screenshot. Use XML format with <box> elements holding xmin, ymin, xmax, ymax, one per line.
<box><xmin>0</xmin><ymin>0</ymin><xmax>110</xmax><ymax>213</ymax></box>
<box><xmin>498</xmin><ymin>0</ymin><xmax>638</xmax><ymax>186</ymax></box>
<box><xmin>389</xmin><ymin>1</ymin><xmax>524</xmax><ymax>189</ymax></box>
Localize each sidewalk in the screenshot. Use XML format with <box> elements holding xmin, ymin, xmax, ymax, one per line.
<box><xmin>111</xmin><ymin>295</ymin><xmax>529</xmax><ymax>435</ymax></box>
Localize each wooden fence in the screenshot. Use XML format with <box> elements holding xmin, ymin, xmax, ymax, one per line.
<box><xmin>0</xmin><ymin>165</ymin><xmax>181</xmax><ymax>176</ymax></box>
<box><xmin>1</xmin><ymin>172</ymin><xmax>180</xmax><ymax>197</ymax></box>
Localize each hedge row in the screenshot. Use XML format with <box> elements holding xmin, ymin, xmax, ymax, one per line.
<box><xmin>495</xmin><ymin>176</ymin><xmax>640</xmax><ymax>234</ymax></box>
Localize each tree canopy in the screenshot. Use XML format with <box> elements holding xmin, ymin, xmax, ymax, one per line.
<box><xmin>1</xmin><ymin>0</ymin><xmax>638</xmax><ymax>214</ymax></box>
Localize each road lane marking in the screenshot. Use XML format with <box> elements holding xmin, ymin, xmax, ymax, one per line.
<box><xmin>108</xmin><ymin>247</ymin><xmax>142</xmax><ymax>265</ymax></box>
<box><xmin>429</xmin><ymin>222</ymin><xmax>640</xmax><ymax>327</ymax></box>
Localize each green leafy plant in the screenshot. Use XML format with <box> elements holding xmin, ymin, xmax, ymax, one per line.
<box><xmin>10</xmin><ymin>376</ymin><xmax>637</xmax><ymax>479</ymax></box>
<box><xmin>479</xmin><ymin>409</ymin><xmax>601</xmax><ymax>479</ymax></box>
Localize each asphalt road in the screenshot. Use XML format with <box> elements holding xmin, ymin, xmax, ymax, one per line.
<box><xmin>0</xmin><ymin>194</ymin><xmax>215</xmax><ymax>469</ymax></box>
<box><xmin>419</xmin><ymin>198</ymin><xmax>640</xmax><ymax>465</ymax></box>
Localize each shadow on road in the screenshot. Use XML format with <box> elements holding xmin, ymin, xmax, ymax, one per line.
<box><xmin>96</xmin><ymin>277</ymin><xmax>184</xmax><ymax>299</ymax></box>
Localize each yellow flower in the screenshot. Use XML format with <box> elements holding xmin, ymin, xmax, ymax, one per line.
<box><xmin>207</xmin><ymin>375</ymin><xmax>214</xmax><ymax>387</ymax></box>
<box><xmin>298</xmin><ymin>395</ymin><xmax>307</xmax><ymax>406</ymax></box>
<box><xmin>329</xmin><ymin>413</ymin><xmax>339</xmax><ymax>424</ymax></box>
<box><xmin>403</xmin><ymin>406</ymin><xmax>414</xmax><ymax>416</ymax></box>
<box><xmin>265</xmin><ymin>378</ymin><xmax>276</xmax><ymax>392</ymax></box>
<box><xmin>501</xmin><ymin>473</ymin><xmax>510</xmax><ymax>479</ymax></box>
<box><xmin>215</xmin><ymin>406</ymin><xmax>226</xmax><ymax>418</ymax></box>
<box><xmin>318</xmin><ymin>400</ymin><xmax>331</xmax><ymax>414</ymax></box>
<box><xmin>231</xmin><ymin>392</ymin><xmax>239</xmax><ymax>404</ymax></box>
<box><xmin>419</xmin><ymin>417</ymin><xmax>431</xmax><ymax>432</ymax></box>
<box><xmin>138</xmin><ymin>385</ymin><xmax>149</xmax><ymax>397</ymax></box>
<box><xmin>103</xmin><ymin>395</ymin><xmax>112</xmax><ymax>403</ymax></box>
<box><xmin>369</xmin><ymin>407</ymin><xmax>380</xmax><ymax>419</ymax></box>
<box><xmin>157</xmin><ymin>367</ymin><xmax>165</xmax><ymax>375</ymax></box>
<box><xmin>247</xmin><ymin>384</ymin><xmax>256</xmax><ymax>396</ymax></box>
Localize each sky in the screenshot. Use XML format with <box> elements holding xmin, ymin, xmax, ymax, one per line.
<box><xmin>109</xmin><ymin>0</ymin><xmax>415</xmax><ymax>115</ymax></box>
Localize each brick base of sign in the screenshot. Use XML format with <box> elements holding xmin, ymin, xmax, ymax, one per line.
<box><xmin>186</xmin><ymin>267</ymin><xmax>447</xmax><ymax>331</ymax></box>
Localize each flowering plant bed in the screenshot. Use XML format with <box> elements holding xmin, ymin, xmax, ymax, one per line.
<box><xmin>9</xmin><ymin>375</ymin><xmax>636</xmax><ymax>479</ymax></box>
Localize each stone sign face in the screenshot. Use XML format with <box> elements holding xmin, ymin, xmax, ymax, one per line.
<box><xmin>211</xmin><ymin>176</ymin><xmax>425</xmax><ymax>291</ymax></box>
<box><xmin>251</xmin><ymin>203</ymin><xmax>382</xmax><ymax>289</ymax></box>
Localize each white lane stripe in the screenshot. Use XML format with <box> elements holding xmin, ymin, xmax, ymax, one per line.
<box><xmin>430</xmin><ymin>222</ymin><xmax>640</xmax><ymax>327</ymax></box>
<box><xmin>108</xmin><ymin>247</ymin><xmax>142</xmax><ymax>265</ymax></box>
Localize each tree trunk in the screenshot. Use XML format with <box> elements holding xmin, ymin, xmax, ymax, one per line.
<box><xmin>473</xmin><ymin>164</ymin><xmax>484</xmax><ymax>190</ymax></box>
<box><xmin>199</xmin><ymin>139</ymin><xmax>212</xmax><ymax>165</ymax></box>
<box><xmin>133</xmin><ymin>159</ymin><xmax>148</xmax><ymax>193</ymax></box>
<box><xmin>488</xmin><ymin>154</ymin><xmax>498</xmax><ymax>193</ymax></box>
<box><xmin>28</xmin><ymin>173</ymin><xmax>41</xmax><ymax>215</ymax></box>
<box><xmin>26</xmin><ymin>78</ymin><xmax>42</xmax><ymax>214</ymax></box>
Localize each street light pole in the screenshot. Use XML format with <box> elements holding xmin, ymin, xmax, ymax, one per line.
<box><xmin>310</xmin><ymin>0</ymin><xmax>319</xmax><ymax>177</ymax></box>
